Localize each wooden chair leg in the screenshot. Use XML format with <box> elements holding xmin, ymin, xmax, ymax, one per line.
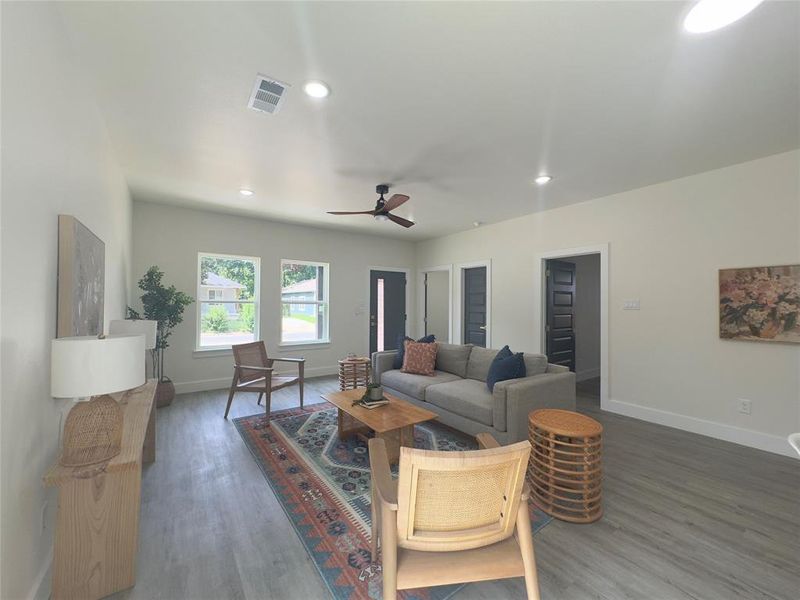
<box><xmin>257</xmin><ymin>392</ymin><xmax>264</xmax><ymax>406</ymax></box>
<box><xmin>264</xmin><ymin>389</ymin><xmax>272</xmax><ymax>426</ymax></box>
<box><xmin>380</xmin><ymin>504</ymin><xmax>398</xmax><ymax>600</ymax></box>
<box><xmin>515</xmin><ymin>500</ymin><xmax>541</xmax><ymax>600</ymax></box>
<box><xmin>299</xmin><ymin>367</ymin><xmax>304</xmax><ymax>409</ymax></box>
<box><xmin>223</xmin><ymin>375</ymin><xmax>238</xmax><ymax>419</ymax></box>
<box><xmin>370</xmin><ymin>482</ymin><xmax>380</xmax><ymax>561</ymax></box>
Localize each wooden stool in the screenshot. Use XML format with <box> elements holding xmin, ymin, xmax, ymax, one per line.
<box><xmin>338</xmin><ymin>357</ymin><xmax>370</xmax><ymax>390</ymax></box>
<box><xmin>528</xmin><ymin>409</ymin><xmax>603</xmax><ymax>523</ymax></box>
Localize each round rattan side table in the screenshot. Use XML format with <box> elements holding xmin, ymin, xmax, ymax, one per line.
<box><xmin>528</xmin><ymin>409</ymin><xmax>603</xmax><ymax>523</ymax></box>
<box><xmin>338</xmin><ymin>357</ymin><xmax>371</xmax><ymax>390</ymax></box>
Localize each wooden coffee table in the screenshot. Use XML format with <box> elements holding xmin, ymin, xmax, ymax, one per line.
<box><xmin>322</xmin><ymin>388</ymin><xmax>437</xmax><ymax>463</ymax></box>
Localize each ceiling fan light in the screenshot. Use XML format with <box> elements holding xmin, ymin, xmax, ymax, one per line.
<box><xmin>374</xmin><ymin>214</ymin><xmax>389</xmax><ymax>222</ymax></box>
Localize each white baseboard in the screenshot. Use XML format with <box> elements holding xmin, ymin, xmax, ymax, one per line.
<box><xmin>605</xmin><ymin>398</ymin><xmax>796</xmax><ymax>458</ymax></box>
<box><xmin>173</xmin><ymin>366</ymin><xmax>338</xmax><ymax>395</ymax></box>
<box><xmin>576</xmin><ymin>368</ymin><xmax>600</xmax><ymax>382</ymax></box>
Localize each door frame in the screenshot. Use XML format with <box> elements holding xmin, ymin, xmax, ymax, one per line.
<box><xmin>367</xmin><ymin>266</ymin><xmax>412</xmax><ymax>353</ymax></box>
<box><xmin>534</xmin><ymin>244</ymin><xmax>608</xmax><ymax>410</ymax></box>
<box><xmin>454</xmin><ymin>260</ymin><xmax>492</xmax><ymax>348</ymax></box>
<box><xmin>417</xmin><ymin>264</ymin><xmax>453</xmax><ymax>342</ymax></box>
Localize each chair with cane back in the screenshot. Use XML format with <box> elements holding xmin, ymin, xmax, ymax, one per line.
<box><xmin>223</xmin><ymin>341</ymin><xmax>304</xmax><ymax>420</ymax></box>
<box><xmin>368</xmin><ymin>433</ymin><xmax>540</xmax><ymax>599</ymax></box>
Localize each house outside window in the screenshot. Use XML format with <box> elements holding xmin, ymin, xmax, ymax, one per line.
<box><xmin>281</xmin><ymin>259</ymin><xmax>329</xmax><ymax>344</ymax></box>
<box><xmin>197</xmin><ymin>253</ymin><xmax>260</xmax><ymax>349</ymax></box>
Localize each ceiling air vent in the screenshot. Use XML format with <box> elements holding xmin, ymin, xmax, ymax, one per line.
<box><xmin>248</xmin><ymin>74</ymin><xmax>289</xmax><ymax>114</ymax></box>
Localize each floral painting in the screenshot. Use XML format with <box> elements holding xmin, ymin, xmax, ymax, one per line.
<box><xmin>719</xmin><ymin>265</ymin><xmax>800</xmax><ymax>343</ymax></box>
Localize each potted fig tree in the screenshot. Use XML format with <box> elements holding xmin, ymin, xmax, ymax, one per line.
<box><xmin>127</xmin><ymin>266</ymin><xmax>193</xmax><ymax>407</ymax></box>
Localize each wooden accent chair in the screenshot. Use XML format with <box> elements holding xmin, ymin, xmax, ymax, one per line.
<box><xmin>368</xmin><ymin>433</ymin><xmax>540</xmax><ymax>600</ymax></box>
<box><xmin>223</xmin><ymin>341</ymin><xmax>305</xmax><ymax>420</ymax></box>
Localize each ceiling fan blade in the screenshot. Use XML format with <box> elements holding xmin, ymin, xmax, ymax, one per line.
<box><xmin>388</xmin><ymin>213</ymin><xmax>415</xmax><ymax>228</ymax></box>
<box><xmin>383</xmin><ymin>194</ymin><xmax>410</xmax><ymax>212</ymax></box>
<box><xmin>327</xmin><ymin>210</ymin><xmax>376</xmax><ymax>215</ymax></box>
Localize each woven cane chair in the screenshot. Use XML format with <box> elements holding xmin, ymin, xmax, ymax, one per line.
<box><xmin>223</xmin><ymin>341</ymin><xmax>305</xmax><ymax>420</ymax></box>
<box><xmin>369</xmin><ymin>433</ymin><xmax>540</xmax><ymax>600</ymax></box>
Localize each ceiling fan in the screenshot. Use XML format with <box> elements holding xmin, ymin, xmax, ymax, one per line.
<box><xmin>327</xmin><ymin>184</ymin><xmax>414</xmax><ymax>228</ymax></box>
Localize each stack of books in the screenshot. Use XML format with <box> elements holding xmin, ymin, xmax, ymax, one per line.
<box><xmin>360</xmin><ymin>398</ymin><xmax>389</xmax><ymax>409</ymax></box>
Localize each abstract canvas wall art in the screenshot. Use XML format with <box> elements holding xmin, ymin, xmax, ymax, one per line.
<box><xmin>57</xmin><ymin>215</ymin><xmax>105</xmax><ymax>337</ymax></box>
<box><xmin>719</xmin><ymin>265</ymin><xmax>800</xmax><ymax>343</ymax></box>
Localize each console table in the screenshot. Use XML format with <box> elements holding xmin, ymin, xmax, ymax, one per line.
<box><xmin>43</xmin><ymin>379</ymin><xmax>157</xmax><ymax>600</ymax></box>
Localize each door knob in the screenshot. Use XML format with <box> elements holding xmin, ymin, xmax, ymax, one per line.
<box><xmin>479</xmin><ymin>325</ymin><xmax>486</xmax><ymax>330</ymax></box>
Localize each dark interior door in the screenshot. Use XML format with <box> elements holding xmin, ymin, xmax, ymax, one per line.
<box><xmin>546</xmin><ymin>259</ymin><xmax>576</xmax><ymax>371</ymax></box>
<box><xmin>463</xmin><ymin>267</ymin><xmax>487</xmax><ymax>347</ymax></box>
<box><xmin>369</xmin><ymin>270</ymin><xmax>406</xmax><ymax>355</ymax></box>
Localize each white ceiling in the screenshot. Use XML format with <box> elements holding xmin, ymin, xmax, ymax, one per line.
<box><xmin>60</xmin><ymin>1</ymin><xmax>799</xmax><ymax>240</ymax></box>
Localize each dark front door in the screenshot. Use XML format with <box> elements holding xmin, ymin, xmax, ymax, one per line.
<box><xmin>463</xmin><ymin>267</ymin><xmax>487</xmax><ymax>347</ymax></box>
<box><xmin>369</xmin><ymin>270</ymin><xmax>406</xmax><ymax>355</ymax></box>
<box><xmin>546</xmin><ymin>259</ymin><xmax>576</xmax><ymax>371</ymax></box>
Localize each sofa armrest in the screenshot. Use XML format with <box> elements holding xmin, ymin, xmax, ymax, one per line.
<box><xmin>546</xmin><ymin>363</ymin><xmax>569</xmax><ymax>374</ymax></box>
<box><xmin>371</xmin><ymin>350</ymin><xmax>398</xmax><ymax>384</ymax></box>
<box><xmin>503</xmin><ymin>371</ymin><xmax>576</xmax><ymax>442</ymax></box>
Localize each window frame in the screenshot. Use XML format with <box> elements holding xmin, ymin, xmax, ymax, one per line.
<box><xmin>196</xmin><ymin>252</ymin><xmax>261</xmax><ymax>352</ymax></box>
<box><xmin>279</xmin><ymin>258</ymin><xmax>330</xmax><ymax>347</ymax></box>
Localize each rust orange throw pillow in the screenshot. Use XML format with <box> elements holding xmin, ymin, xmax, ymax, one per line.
<box><xmin>401</xmin><ymin>340</ymin><xmax>438</xmax><ymax>376</ymax></box>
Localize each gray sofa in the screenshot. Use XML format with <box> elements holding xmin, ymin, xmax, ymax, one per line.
<box><xmin>371</xmin><ymin>343</ymin><xmax>576</xmax><ymax>444</ymax></box>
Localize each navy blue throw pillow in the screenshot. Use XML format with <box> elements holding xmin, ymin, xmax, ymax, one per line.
<box><xmin>486</xmin><ymin>345</ymin><xmax>526</xmax><ymax>391</ymax></box>
<box><xmin>393</xmin><ymin>334</ymin><xmax>436</xmax><ymax>369</ymax></box>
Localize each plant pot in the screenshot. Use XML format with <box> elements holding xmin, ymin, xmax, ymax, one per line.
<box><xmin>368</xmin><ymin>385</ymin><xmax>384</xmax><ymax>401</ymax></box>
<box><xmin>156</xmin><ymin>380</ymin><xmax>175</xmax><ymax>408</ymax></box>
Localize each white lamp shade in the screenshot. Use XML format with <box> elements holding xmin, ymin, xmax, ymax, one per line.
<box><xmin>51</xmin><ymin>335</ymin><xmax>145</xmax><ymax>398</ymax></box>
<box><xmin>109</xmin><ymin>319</ymin><xmax>157</xmax><ymax>349</ymax></box>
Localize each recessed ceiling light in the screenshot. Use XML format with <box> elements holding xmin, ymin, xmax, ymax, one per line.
<box><xmin>534</xmin><ymin>175</ymin><xmax>553</xmax><ymax>185</ymax></box>
<box><xmin>239</xmin><ymin>189</ymin><xmax>254</xmax><ymax>196</ymax></box>
<box><xmin>303</xmin><ymin>80</ymin><xmax>330</xmax><ymax>99</ymax></box>
<box><xmin>683</xmin><ymin>0</ymin><xmax>764</xmax><ymax>33</ymax></box>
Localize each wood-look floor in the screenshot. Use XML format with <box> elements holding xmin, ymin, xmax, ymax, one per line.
<box><xmin>116</xmin><ymin>377</ymin><xmax>800</xmax><ymax>600</ymax></box>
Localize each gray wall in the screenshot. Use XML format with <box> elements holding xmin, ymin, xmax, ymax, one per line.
<box><xmin>424</xmin><ymin>270</ymin><xmax>450</xmax><ymax>341</ymax></box>
<box><xmin>132</xmin><ymin>201</ymin><xmax>416</xmax><ymax>392</ymax></box>
<box><xmin>1</xmin><ymin>3</ymin><xmax>133</xmax><ymax>598</ymax></box>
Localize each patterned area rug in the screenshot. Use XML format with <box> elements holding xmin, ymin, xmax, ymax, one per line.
<box><xmin>233</xmin><ymin>403</ymin><xmax>552</xmax><ymax>600</ymax></box>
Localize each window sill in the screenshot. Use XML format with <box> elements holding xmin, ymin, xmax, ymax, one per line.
<box><xmin>278</xmin><ymin>340</ymin><xmax>331</xmax><ymax>350</ymax></box>
<box><xmin>193</xmin><ymin>348</ymin><xmax>233</xmax><ymax>358</ymax></box>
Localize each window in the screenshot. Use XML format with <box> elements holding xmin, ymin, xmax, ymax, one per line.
<box><xmin>197</xmin><ymin>253</ymin><xmax>260</xmax><ymax>349</ymax></box>
<box><xmin>281</xmin><ymin>259</ymin><xmax>329</xmax><ymax>344</ymax></box>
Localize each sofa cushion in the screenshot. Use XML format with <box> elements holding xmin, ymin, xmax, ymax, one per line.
<box><xmin>401</xmin><ymin>340</ymin><xmax>438</xmax><ymax>376</ymax></box>
<box><xmin>381</xmin><ymin>369</ymin><xmax>460</xmax><ymax>401</ymax></box>
<box><xmin>393</xmin><ymin>334</ymin><xmax>436</xmax><ymax>369</ymax></box>
<box><xmin>523</xmin><ymin>353</ymin><xmax>548</xmax><ymax>377</ymax></box>
<box><xmin>435</xmin><ymin>343</ymin><xmax>473</xmax><ymax>378</ymax></box>
<box><xmin>465</xmin><ymin>347</ymin><xmax>499</xmax><ymax>382</ymax></box>
<box><xmin>425</xmin><ymin>379</ymin><xmax>494</xmax><ymax>427</ymax></box>
<box><xmin>487</xmin><ymin>346</ymin><xmax>526</xmax><ymax>391</ymax></box>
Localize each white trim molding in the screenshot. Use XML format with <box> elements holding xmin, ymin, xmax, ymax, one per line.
<box><xmin>606</xmin><ymin>398</ymin><xmax>797</xmax><ymax>458</ymax></box>
<box><xmin>173</xmin><ymin>365</ymin><xmax>338</xmax><ymax>394</ymax></box>
<box><xmin>454</xmin><ymin>260</ymin><xmax>492</xmax><ymax>348</ymax></box>
<box><xmin>417</xmin><ymin>264</ymin><xmax>453</xmax><ymax>341</ymax></box>
<box><xmin>533</xmin><ymin>244</ymin><xmax>609</xmax><ymax>409</ymax></box>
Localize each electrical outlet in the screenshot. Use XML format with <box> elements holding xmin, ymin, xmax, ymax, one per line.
<box><xmin>738</xmin><ymin>399</ymin><xmax>752</xmax><ymax>415</ymax></box>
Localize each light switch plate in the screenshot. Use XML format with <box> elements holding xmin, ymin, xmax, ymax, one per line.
<box><xmin>623</xmin><ymin>299</ymin><xmax>641</xmax><ymax>310</ymax></box>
